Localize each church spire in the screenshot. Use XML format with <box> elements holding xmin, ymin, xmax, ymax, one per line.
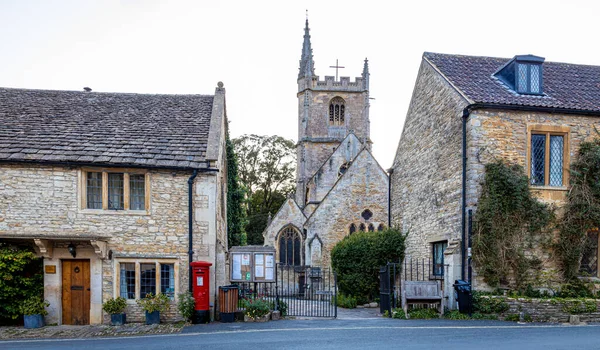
<box><xmin>298</xmin><ymin>17</ymin><xmax>315</xmax><ymax>79</ymax></box>
<box><xmin>362</xmin><ymin>58</ymin><xmax>370</xmax><ymax>90</ymax></box>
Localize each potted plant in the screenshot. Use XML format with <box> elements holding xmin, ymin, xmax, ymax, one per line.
<box><xmin>20</xmin><ymin>296</ymin><xmax>49</xmax><ymax>329</ymax></box>
<box><xmin>136</xmin><ymin>293</ymin><xmax>170</xmax><ymax>325</ymax></box>
<box><xmin>243</xmin><ymin>298</ymin><xmax>271</xmax><ymax>322</ymax></box>
<box><xmin>103</xmin><ymin>297</ymin><xmax>127</xmax><ymax>325</ymax></box>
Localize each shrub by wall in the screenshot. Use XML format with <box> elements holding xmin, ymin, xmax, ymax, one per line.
<box><xmin>331</xmin><ymin>227</ymin><xmax>406</xmax><ymax>303</ymax></box>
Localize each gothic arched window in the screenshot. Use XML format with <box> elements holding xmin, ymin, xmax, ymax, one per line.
<box><xmin>359</xmin><ymin>223</ymin><xmax>366</xmax><ymax>232</ymax></box>
<box><xmin>361</xmin><ymin>209</ymin><xmax>373</xmax><ymax>221</ymax></box>
<box><xmin>368</xmin><ymin>223</ymin><xmax>375</xmax><ymax>232</ymax></box>
<box><xmin>329</xmin><ymin>97</ymin><xmax>345</xmax><ymax>126</ymax></box>
<box><xmin>349</xmin><ymin>223</ymin><xmax>356</xmax><ymax>234</ymax></box>
<box><xmin>377</xmin><ymin>224</ymin><xmax>385</xmax><ymax>232</ymax></box>
<box><xmin>278</xmin><ymin>227</ymin><xmax>302</xmax><ymax>266</ymax></box>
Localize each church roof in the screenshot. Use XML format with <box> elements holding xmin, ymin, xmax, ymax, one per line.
<box><xmin>424</xmin><ymin>52</ymin><xmax>600</xmax><ymax>112</ymax></box>
<box><xmin>0</xmin><ymin>87</ymin><xmax>215</xmax><ymax>169</ymax></box>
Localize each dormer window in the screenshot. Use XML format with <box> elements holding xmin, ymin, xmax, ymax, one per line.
<box><xmin>494</xmin><ymin>55</ymin><xmax>544</xmax><ymax>95</ymax></box>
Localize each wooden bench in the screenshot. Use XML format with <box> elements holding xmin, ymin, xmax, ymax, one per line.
<box><xmin>401</xmin><ymin>280</ymin><xmax>444</xmax><ymax>317</ymax></box>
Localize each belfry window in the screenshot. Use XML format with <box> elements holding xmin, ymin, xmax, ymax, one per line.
<box><xmin>329</xmin><ymin>97</ymin><xmax>345</xmax><ymax>126</ymax></box>
<box><xmin>278</xmin><ymin>227</ymin><xmax>302</xmax><ymax>266</ymax></box>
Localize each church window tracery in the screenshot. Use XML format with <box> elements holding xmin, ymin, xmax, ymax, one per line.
<box><xmin>278</xmin><ymin>227</ymin><xmax>302</xmax><ymax>266</ymax></box>
<box><xmin>361</xmin><ymin>209</ymin><xmax>373</xmax><ymax>221</ymax></box>
<box><xmin>368</xmin><ymin>224</ymin><xmax>375</xmax><ymax>232</ymax></box>
<box><xmin>377</xmin><ymin>224</ymin><xmax>385</xmax><ymax>232</ymax></box>
<box><xmin>329</xmin><ymin>97</ymin><xmax>345</xmax><ymax>126</ymax></box>
<box><xmin>349</xmin><ymin>223</ymin><xmax>356</xmax><ymax>234</ymax></box>
<box><xmin>359</xmin><ymin>223</ymin><xmax>366</xmax><ymax>232</ymax></box>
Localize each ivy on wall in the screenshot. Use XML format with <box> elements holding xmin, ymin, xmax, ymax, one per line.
<box><xmin>472</xmin><ymin>160</ymin><xmax>554</xmax><ymax>289</ymax></box>
<box><xmin>557</xmin><ymin>137</ymin><xmax>600</xmax><ymax>281</ymax></box>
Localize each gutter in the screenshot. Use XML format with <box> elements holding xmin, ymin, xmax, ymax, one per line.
<box><xmin>461</xmin><ymin>102</ymin><xmax>600</xmax><ymax>282</ymax></box>
<box><xmin>188</xmin><ymin>166</ymin><xmax>220</xmax><ymax>293</ymax></box>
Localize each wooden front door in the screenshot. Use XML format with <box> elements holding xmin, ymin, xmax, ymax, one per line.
<box><xmin>62</xmin><ymin>260</ymin><xmax>90</xmax><ymax>325</ymax></box>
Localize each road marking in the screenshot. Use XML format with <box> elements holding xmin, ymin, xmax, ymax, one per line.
<box><xmin>2</xmin><ymin>324</ymin><xmax>599</xmax><ymax>344</ymax></box>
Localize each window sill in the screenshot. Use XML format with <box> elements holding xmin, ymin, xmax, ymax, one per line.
<box><xmin>79</xmin><ymin>209</ymin><xmax>150</xmax><ymax>216</ymax></box>
<box><xmin>530</xmin><ymin>186</ymin><xmax>568</xmax><ymax>192</ymax></box>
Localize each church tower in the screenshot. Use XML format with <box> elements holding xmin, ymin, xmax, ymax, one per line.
<box><xmin>295</xmin><ymin>19</ymin><xmax>372</xmax><ymax>206</ymax></box>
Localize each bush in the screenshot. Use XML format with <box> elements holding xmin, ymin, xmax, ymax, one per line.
<box><xmin>336</xmin><ymin>294</ymin><xmax>357</xmax><ymax>309</ymax></box>
<box><xmin>136</xmin><ymin>293</ymin><xmax>170</xmax><ymax>313</ymax></box>
<box><xmin>407</xmin><ymin>307</ymin><xmax>439</xmax><ymax>319</ymax></box>
<box><xmin>20</xmin><ymin>296</ymin><xmax>49</xmax><ymax>316</ymax></box>
<box><xmin>331</xmin><ymin>227</ymin><xmax>406</xmax><ymax>303</ymax></box>
<box><xmin>243</xmin><ymin>298</ymin><xmax>271</xmax><ymax>319</ymax></box>
<box><xmin>102</xmin><ymin>297</ymin><xmax>127</xmax><ymax>315</ymax></box>
<box><xmin>0</xmin><ymin>244</ymin><xmax>43</xmax><ymax>321</ymax></box>
<box><xmin>391</xmin><ymin>308</ymin><xmax>407</xmax><ymax>319</ymax></box>
<box><xmin>444</xmin><ymin>310</ymin><xmax>470</xmax><ymax>320</ymax></box>
<box><xmin>472</xmin><ymin>292</ymin><xmax>509</xmax><ymax>314</ymax></box>
<box><xmin>177</xmin><ymin>292</ymin><xmax>196</xmax><ymax>322</ymax></box>
<box><xmin>556</xmin><ymin>280</ymin><xmax>594</xmax><ymax>298</ymax></box>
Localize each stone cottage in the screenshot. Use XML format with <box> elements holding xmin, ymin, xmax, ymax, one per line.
<box><xmin>0</xmin><ymin>83</ymin><xmax>229</xmax><ymax>324</ymax></box>
<box><xmin>391</xmin><ymin>53</ymin><xmax>600</xmax><ymax>307</ymax></box>
<box><xmin>262</xmin><ymin>20</ymin><xmax>389</xmax><ymax>270</ymax></box>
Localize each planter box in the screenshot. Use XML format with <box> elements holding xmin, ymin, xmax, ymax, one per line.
<box><xmin>24</xmin><ymin>314</ymin><xmax>44</xmax><ymax>329</ymax></box>
<box><xmin>145</xmin><ymin>311</ymin><xmax>160</xmax><ymax>325</ymax></box>
<box><xmin>110</xmin><ymin>313</ymin><xmax>126</xmax><ymax>326</ymax></box>
<box><xmin>244</xmin><ymin>312</ymin><xmax>271</xmax><ymax>323</ymax></box>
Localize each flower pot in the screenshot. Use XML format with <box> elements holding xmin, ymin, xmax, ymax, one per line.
<box><xmin>110</xmin><ymin>313</ymin><xmax>126</xmax><ymax>326</ymax></box>
<box><xmin>145</xmin><ymin>311</ymin><xmax>160</xmax><ymax>325</ymax></box>
<box><xmin>24</xmin><ymin>314</ymin><xmax>44</xmax><ymax>329</ymax></box>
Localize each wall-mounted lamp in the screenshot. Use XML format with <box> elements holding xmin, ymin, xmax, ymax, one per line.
<box><xmin>68</xmin><ymin>243</ymin><xmax>77</xmax><ymax>258</ymax></box>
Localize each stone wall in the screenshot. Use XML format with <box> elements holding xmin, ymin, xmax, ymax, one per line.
<box><xmin>305</xmin><ymin>149</ymin><xmax>388</xmax><ymax>268</ymax></box>
<box><xmin>390</xmin><ymin>59</ymin><xmax>468</xmax><ymax>262</ymax></box>
<box><xmin>0</xmin><ymin>163</ymin><xmax>223</xmax><ymax>324</ymax></box>
<box><xmin>483</xmin><ymin>296</ymin><xmax>600</xmax><ymax>323</ymax></box>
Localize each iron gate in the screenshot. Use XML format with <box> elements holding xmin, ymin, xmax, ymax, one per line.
<box><xmin>276</xmin><ymin>265</ymin><xmax>337</xmax><ymax>317</ymax></box>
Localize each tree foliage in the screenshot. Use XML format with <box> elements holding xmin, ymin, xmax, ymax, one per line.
<box><xmin>331</xmin><ymin>228</ymin><xmax>406</xmax><ymax>303</ymax></box>
<box><xmin>226</xmin><ymin>128</ymin><xmax>247</xmax><ymax>247</ymax></box>
<box><xmin>0</xmin><ymin>243</ymin><xmax>43</xmax><ymax>323</ymax></box>
<box><xmin>233</xmin><ymin>134</ymin><xmax>296</xmax><ymax>245</ymax></box>
<box><xmin>557</xmin><ymin>136</ymin><xmax>600</xmax><ymax>280</ymax></box>
<box><xmin>472</xmin><ymin>160</ymin><xmax>554</xmax><ymax>289</ymax></box>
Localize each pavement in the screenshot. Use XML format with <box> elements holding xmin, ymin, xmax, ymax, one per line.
<box><xmin>0</xmin><ymin>322</ymin><xmax>184</xmax><ymax>340</ymax></box>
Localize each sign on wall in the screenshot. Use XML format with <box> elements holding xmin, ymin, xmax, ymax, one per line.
<box><xmin>230</xmin><ymin>250</ymin><xmax>275</xmax><ymax>282</ymax></box>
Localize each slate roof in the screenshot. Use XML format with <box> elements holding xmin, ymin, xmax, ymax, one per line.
<box><xmin>0</xmin><ymin>88</ymin><xmax>214</xmax><ymax>169</ymax></box>
<box><xmin>424</xmin><ymin>52</ymin><xmax>600</xmax><ymax>112</ymax></box>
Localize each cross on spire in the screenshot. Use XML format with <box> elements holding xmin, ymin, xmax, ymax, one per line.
<box><xmin>329</xmin><ymin>59</ymin><xmax>345</xmax><ymax>80</ymax></box>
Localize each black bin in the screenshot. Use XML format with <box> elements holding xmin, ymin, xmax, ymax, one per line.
<box><xmin>219</xmin><ymin>285</ymin><xmax>239</xmax><ymax>323</ymax></box>
<box><xmin>453</xmin><ymin>280</ymin><xmax>472</xmax><ymax>314</ymax></box>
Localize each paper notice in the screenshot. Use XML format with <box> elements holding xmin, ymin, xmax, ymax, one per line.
<box><xmin>265</xmin><ymin>255</ymin><xmax>274</xmax><ymax>268</ymax></box>
<box><xmin>255</xmin><ymin>265</ymin><xmax>264</xmax><ymax>278</ymax></box>
<box><xmin>255</xmin><ymin>254</ymin><xmax>264</xmax><ymax>266</ymax></box>
<box><xmin>265</xmin><ymin>267</ymin><xmax>274</xmax><ymax>280</ymax></box>
<box><xmin>242</xmin><ymin>254</ymin><xmax>250</xmax><ymax>266</ymax></box>
<box><xmin>232</xmin><ymin>254</ymin><xmax>242</xmax><ymax>280</ymax></box>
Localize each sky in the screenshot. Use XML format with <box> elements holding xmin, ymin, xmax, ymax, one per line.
<box><xmin>1</xmin><ymin>0</ymin><xmax>599</xmax><ymax>168</ymax></box>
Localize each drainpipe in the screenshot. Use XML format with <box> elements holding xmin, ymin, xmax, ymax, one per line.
<box><xmin>187</xmin><ymin>165</ymin><xmax>220</xmax><ymax>293</ymax></box>
<box><xmin>461</xmin><ymin>107</ymin><xmax>471</xmax><ymax>282</ymax></box>
<box><xmin>387</xmin><ymin>168</ymin><xmax>394</xmax><ymax>228</ymax></box>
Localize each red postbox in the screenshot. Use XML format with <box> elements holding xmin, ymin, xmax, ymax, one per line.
<box><xmin>190</xmin><ymin>261</ymin><xmax>212</xmax><ymax>324</ymax></box>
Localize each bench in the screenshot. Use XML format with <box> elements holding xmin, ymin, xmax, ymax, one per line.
<box><xmin>401</xmin><ymin>280</ymin><xmax>444</xmax><ymax>317</ymax></box>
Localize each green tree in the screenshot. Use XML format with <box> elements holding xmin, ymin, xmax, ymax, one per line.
<box><xmin>233</xmin><ymin>134</ymin><xmax>296</xmax><ymax>245</ymax></box>
<box><xmin>0</xmin><ymin>243</ymin><xmax>43</xmax><ymax>323</ymax></box>
<box><xmin>331</xmin><ymin>228</ymin><xmax>406</xmax><ymax>303</ymax></box>
<box><xmin>226</xmin><ymin>127</ymin><xmax>247</xmax><ymax>247</ymax></box>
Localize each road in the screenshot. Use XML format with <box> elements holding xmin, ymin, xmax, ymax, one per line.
<box><xmin>2</xmin><ymin>319</ymin><xmax>599</xmax><ymax>350</ymax></box>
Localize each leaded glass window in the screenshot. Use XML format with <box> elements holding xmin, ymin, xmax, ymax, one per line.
<box><xmin>86</xmin><ymin>172</ymin><xmax>102</xmax><ymax>209</ymax></box>
<box><xmin>108</xmin><ymin>173</ymin><xmax>124</xmax><ymax>210</ymax></box>
<box><xmin>359</xmin><ymin>223</ymin><xmax>366</xmax><ymax>232</ymax></box>
<box><xmin>140</xmin><ymin>263</ymin><xmax>156</xmax><ymax>297</ymax></box>
<box><xmin>516</xmin><ymin>63</ymin><xmax>543</xmax><ymax>95</ymax></box>
<box><xmin>517</xmin><ymin>63</ymin><xmax>528</xmax><ymax>92</ymax></box>
<box><xmin>130</xmin><ymin>174</ymin><xmax>146</xmax><ymax>210</ymax></box>
<box><xmin>120</xmin><ymin>263</ymin><xmax>136</xmax><ymax>299</ymax></box>
<box><xmin>377</xmin><ymin>224</ymin><xmax>385</xmax><ymax>232</ymax></box>
<box><xmin>580</xmin><ymin>231</ymin><xmax>598</xmax><ymax>277</ymax></box>
<box><xmin>368</xmin><ymin>223</ymin><xmax>375</xmax><ymax>232</ymax></box>
<box><xmin>349</xmin><ymin>224</ymin><xmax>356</xmax><ymax>234</ymax></box>
<box><xmin>530</xmin><ymin>133</ymin><xmax>565</xmax><ymax>187</ymax></box>
<box><xmin>549</xmin><ymin>136</ymin><xmax>564</xmax><ymax>186</ymax></box>
<box><xmin>160</xmin><ymin>263</ymin><xmax>175</xmax><ymax>300</ymax></box>
<box><xmin>278</xmin><ymin>227</ymin><xmax>301</xmax><ymax>266</ymax></box>
<box><xmin>329</xmin><ymin>97</ymin><xmax>345</xmax><ymax>126</ymax></box>
<box><xmin>432</xmin><ymin>241</ymin><xmax>448</xmax><ymax>276</ymax></box>
<box><xmin>530</xmin><ymin>134</ymin><xmax>546</xmax><ymax>186</ymax></box>
<box><xmin>530</xmin><ymin>65</ymin><xmax>540</xmax><ymax>93</ymax></box>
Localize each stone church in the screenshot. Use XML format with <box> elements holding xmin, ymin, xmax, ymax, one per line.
<box><xmin>262</xmin><ymin>20</ymin><xmax>389</xmax><ymax>269</ymax></box>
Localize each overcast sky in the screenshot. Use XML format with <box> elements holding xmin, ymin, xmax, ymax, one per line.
<box><xmin>1</xmin><ymin>0</ymin><xmax>598</xmax><ymax>168</ymax></box>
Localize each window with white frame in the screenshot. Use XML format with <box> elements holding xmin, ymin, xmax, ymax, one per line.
<box><xmin>117</xmin><ymin>260</ymin><xmax>177</xmax><ymax>300</ymax></box>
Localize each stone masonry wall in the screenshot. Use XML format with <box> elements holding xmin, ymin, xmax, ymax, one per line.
<box><xmin>466</xmin><ymin>109</ymin><xmax>600</xmax><ymax>288</ymax></box>
<box><xmin>391</xmin><ymin>59</ymin><xmax>468</xmax><ymax>262</ymax></box>
<box><xmin>0</xmin><ymin>163</ymin><xmax>218</xmax><ymax>323</ymax></box>
<box><xmin>305</xmin><ymin>149</ymin><xmax>388</xmax><ymax>268</ymax></box>
<box><xmin>483</xmin><ymin>296</ymin><xmax>600</xmax><ymax>323</ymax></box>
